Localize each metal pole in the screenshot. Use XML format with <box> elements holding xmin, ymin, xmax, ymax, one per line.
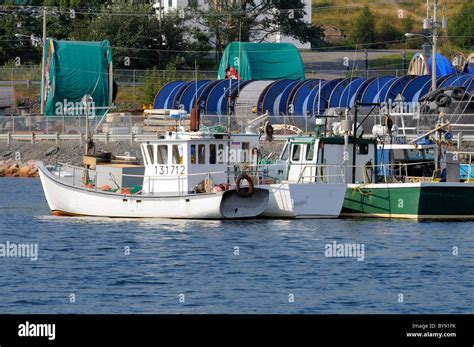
<box><xmin>364</xmin><ymin>49</ymin><xmax>368</xmax><ymax>78</ymax></box>
<box><xmin>133</xmin><ymin>69</ymin><xmax>136</xmax><ymax>95</ymax></box>
<box><xmin>431</xmin><ymin>0</ymin><xmax>438</xmax><ymax>91</ymax></box>
<box><xmin>352</xmin><ymin>104</ymin><xmax>358</xmax><ymax>184</ymax></box>
<box><xmin>227</xmin><ymin>79</ymin><xmax>231</xmax><ymax>133</ymax></box>
<box><xmin>40</xmin><ymin>8</ymin><xmax>46</xmax><ymax>115</ymax></box>
<box><xmin>402</xmin><ymin>50</ymin><xmax>406</xmax><ymax>73</ymax></box>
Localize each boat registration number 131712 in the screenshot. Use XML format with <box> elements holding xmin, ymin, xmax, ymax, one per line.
<box><xmin>155</xmin><ymin>165</ymin><xmax>186</xmax><ymax>175</ymax></box>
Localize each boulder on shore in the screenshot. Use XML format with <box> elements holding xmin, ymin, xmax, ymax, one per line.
<box><xmin>1</xmin><ymin>160</ymin><xmax>39</xmax><ymax>178</ymax></box>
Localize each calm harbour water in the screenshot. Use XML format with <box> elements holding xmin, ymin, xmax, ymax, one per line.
<box><xmin>0</xmin><ymin>177</ymin><xmax>472</xmax><ymax>314</ymax></box>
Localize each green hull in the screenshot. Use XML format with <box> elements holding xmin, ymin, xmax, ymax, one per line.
<box><xmin>342</xmin><ymin>183</ymin><xmax>474</xmax><ymax>220</ymax></box>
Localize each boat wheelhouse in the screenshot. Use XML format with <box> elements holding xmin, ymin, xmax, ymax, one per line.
<box><xmin>257</xmin><ymin>136</ymin><xmax>350</xmax><ymax>218</ymax></box>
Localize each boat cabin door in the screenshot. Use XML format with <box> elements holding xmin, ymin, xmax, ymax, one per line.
<box><xmin>287</xmin><ymin>140</ymin><xmax>317</xmax><ymax>182</ymax></box>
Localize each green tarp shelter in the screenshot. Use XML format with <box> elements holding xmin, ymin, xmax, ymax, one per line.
<box><xmin>41</xmin><ymin>39</ymin><xmax>113</xmax><ymax>117</ymax></box>
<box><xmin>217</xmin><ymin>42</ymin><xmax>305</xmax><ymax>81</ymax></box>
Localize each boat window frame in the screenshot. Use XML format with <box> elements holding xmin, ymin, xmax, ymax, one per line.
<box><xmin>242</xmin><ymin>142</ymin><xmax>250</xmax><ymax>163</ymax></box>
<box><xmin>357</xmin><ymin>143</ymin><xmax>369</xmax><ymax>155</ymax></box>
<box><xmin>306</xmin><ymin>143</ymin><xmax>314</xmax><ymax>161</ymax></box>
<box><xmin>156</xmin><ymin>144</ymin><xmax>168</xmax><ymax>165</ymax></box>
<box><xmin>217</xmin><ymin>144</ymin><xmax>225</xmax><ymax>164</ymax></box>
<box><xmin>209</xmin><ymin>144</ymin><xmax>217</xmax><ymax>165</ymax></box>
<box><xmin>190</xmin><ymin>144</ymin><xmax>196</xmax><ymax>164</ymax></box>
<box><xmin>280</xmin><ymin>144</ymin><xmax>289</xmax><ymax>161</ymax></box>
<box><xmin>144</xmin><ymin>144</ymin><xmax>154</xmax><ymax>165</ymax></box>
<box><xmin>291</xmin><ymin>144</ymin><xmax>301</xmax><ymax>162</ymax></box>
<box><xmin>172</xmin><ymin>144</ymin><xmax>183</xmax><ymax>164</ymax></box>
<box><xmin>198</xmin><ymin>144</ymin><xmax>206</xmax><ymax>165</ymax></box>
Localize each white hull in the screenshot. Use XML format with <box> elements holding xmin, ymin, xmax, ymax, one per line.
<box><xmin>260</xmin><ymin>182</ymin><xmax>346</xmax><ymax>218</ymax></box>
<box><xmin>39</xmin><ymin>164</ymin><xmax>267</xmax><ymax>219</ymax></box>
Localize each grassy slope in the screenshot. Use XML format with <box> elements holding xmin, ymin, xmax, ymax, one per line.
<box><xmin>369</xmin><ymin>52</ymin><xmax>416</xmax><ymax>70</ymax></box>
<box><xmin>312</xmin><ymin>0</ymin><xmax>466</xmax><ymax>42</ymax></box>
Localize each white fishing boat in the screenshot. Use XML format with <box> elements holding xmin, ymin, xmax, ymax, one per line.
<box><xmin>255</xmin><ymin>136</ymin><xmax>348</xmax><ymax>218</ymax></box>
<box><xmin>39</xmin><ymin>132</ymin><xmax>269</xmax><ymax>219</ymax></box>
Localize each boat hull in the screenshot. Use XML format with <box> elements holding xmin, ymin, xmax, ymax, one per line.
<box><xmin>342</xmin><ymin>182</ymin><xmax>474</xmax><ymax>220</ymax></box>
<box><xmin>39</xmin><ymin>163</ymin><xmax>268</xmax><ymax>219</ymax></box>
<box><xmin>260</xmin><ymin>183</ymin><xmax>347</xmax><ymax>218</ymax></box>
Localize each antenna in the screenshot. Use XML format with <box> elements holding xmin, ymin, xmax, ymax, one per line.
<box><xmin>317</xmin><ymin>79</ymin><xmax>321</xmax><ymax>116</ymax></box>
<box><xmin>40</xmin><ymin>8</ymin><xmax>46</xmax><ymax>115</ymax></box>
<box><xmin>238</xmin><ymin>21</ymin><xmax>242</xmax><ymax>96</ymax></box>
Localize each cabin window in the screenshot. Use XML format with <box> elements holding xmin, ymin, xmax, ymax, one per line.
<box><xmin>168</xmin><ymin>0</ymin><xmax>172</xmax><ymax>7</ymax></box>
<box><xmin>190</xmin><ymin>145</ymin><xmax>196</xmax><ymax>164</ymax></box>
<box><xmin>407</xmin><ymin>149</ymin><xmax>424</xmax><ymax>161</ymax></box>
<box><xmin>242</xmin><ymin>142</ymin><xmax>250</xmax><ymax>162</ymax></box>
<box><xmin>291</xmin><ymin>145</ymin><xmax>301</xmax><ymax>161</ymax></box>
<box><xmin>172</xmin><ymin>145</ymin><xmax>183</xmax><ymax>164</ymax></box>
<box><xmin>424</xmin><ymin>148</ymin><xmax>434</xmax><ymax>160</ymax></box>
<box><xmin>392</xmin><ymin>149</ymin><xmax>406</xmax><ymax>161</ymax></box>
<box><xmin>145</xmin><ymin>144</ymin><xmax>154</xmax><ymax>165</ymax></box>
<box><xmin>357</xmin><ymin>143</ymin><xmax>369</xmax><ymax>155</ymax></box>
<box><xmin>209</xmin><ymin>144</ymin><xmax>217</xmax><ymax>164</ymax></box>
<box><xmin>198</xmin><ymin>144</ymin><xmax>206</xmax><ymax>164</ymax></box>
<box><xmin>281</xmin><ymin>144</ymin><xmax>289</xmax><ymax>160</ymax></box>
<box><xmin>217</xmin><ymin>144</ymin><xmax>225</xmax><ymax>164</ymax></box>
<box><xmin>157</xmin><ymin>145</ymin><xmax>168</xmax><ymax>164</ymax></box>
<box><xmin>306</xmin><ymin>143</ymin><xmax>314</xmax><ymax>161</ymax></box>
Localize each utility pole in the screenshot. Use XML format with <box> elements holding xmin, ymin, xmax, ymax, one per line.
<box><xmin>402</xmin><ymin>50</ymin><xmax>407</xmax><ymax>74</ymax></box>
<box><xmin>40</xmin><ymin>8</ymin><xmax>46</xmax><ymax>115</ymax></box>
<box><xmin>431</xmin><ymin>0</ymin><xmax>438</xmax><ymax>91</ymax></box>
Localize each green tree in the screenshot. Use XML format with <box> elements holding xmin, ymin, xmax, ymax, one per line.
<box><xmin>353</xmin><ymin>5</ymin><xmax>376</xmax><ymax>47</ymax></box>
<box><xmin>448</xmin><ymin>2</ymin><xmax>474</xmax><ymax>50</ymax></box>
<box><xmin>193</xmin><ymin>0</ymin><xmax>324</xmax><ymax>57</ymax></box>
<box><xmin>141</xmin><ymin>59</ymin><xmax>181</xmax><ymax>104</ymax></box>
<box><xmin>81</xmin><ymin>2</ymin><xmax>194</xmax><ymax>69</ymax></box>
<box><xmin>400</xmin><ymin>15</ymin><xmax>422</xmax><ymax>49</ymax></box>
<box><xmin>0</xmin><ymin>7</ymin><xmax>42</xmax><ymax>65</ymax></box>
<box><xmin>376</xmin><ymin>21</ymin><xmax>402</xmax><ymax>48</ymax></box>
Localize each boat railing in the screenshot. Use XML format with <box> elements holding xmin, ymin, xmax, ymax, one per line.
<box><xmin>344</xmin><ymin>161</ymin><xmax>437</xmax><ymax>184</ymax></box>
<box><xmin>294</xmin><ymin>164</ymin><xmax>346</xmax><ymax>184</ymax></box>
<box><xmin>234</xmin><ymin>163</ymin><xmax>347</xmax><ymax>184</ymax></box>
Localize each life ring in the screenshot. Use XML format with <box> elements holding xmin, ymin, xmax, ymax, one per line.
<box><xmin>236</xmin><ymin>174</ymin><xmax>254</xmax><ymax>198</ymax></box>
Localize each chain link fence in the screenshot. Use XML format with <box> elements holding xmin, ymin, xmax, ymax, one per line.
<box><xmin>0</xmin><ymin>66</ymin><xmax>410</xmax><ymax>87</ymax></box>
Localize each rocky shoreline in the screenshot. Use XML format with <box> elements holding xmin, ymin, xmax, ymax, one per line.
<box><xmin>0</xmin><ymin>141</ymin><xmax>144</xmax><ymax>178</ymax></box>
<box><xmin>0</xmin><ymin>159</ymin><xmax>39</xmax><ymax>178</ymax></box>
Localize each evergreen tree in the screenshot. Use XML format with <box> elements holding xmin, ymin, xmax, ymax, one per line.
<box><xmin>448</xmin><ymin>2</ymin><xmax>474</xmax><ymax>50</ymax></box>
<box><xmin>353</xmin><ymin>6</ymin><xmax>376</xmax><ymax>47</ymax></box>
